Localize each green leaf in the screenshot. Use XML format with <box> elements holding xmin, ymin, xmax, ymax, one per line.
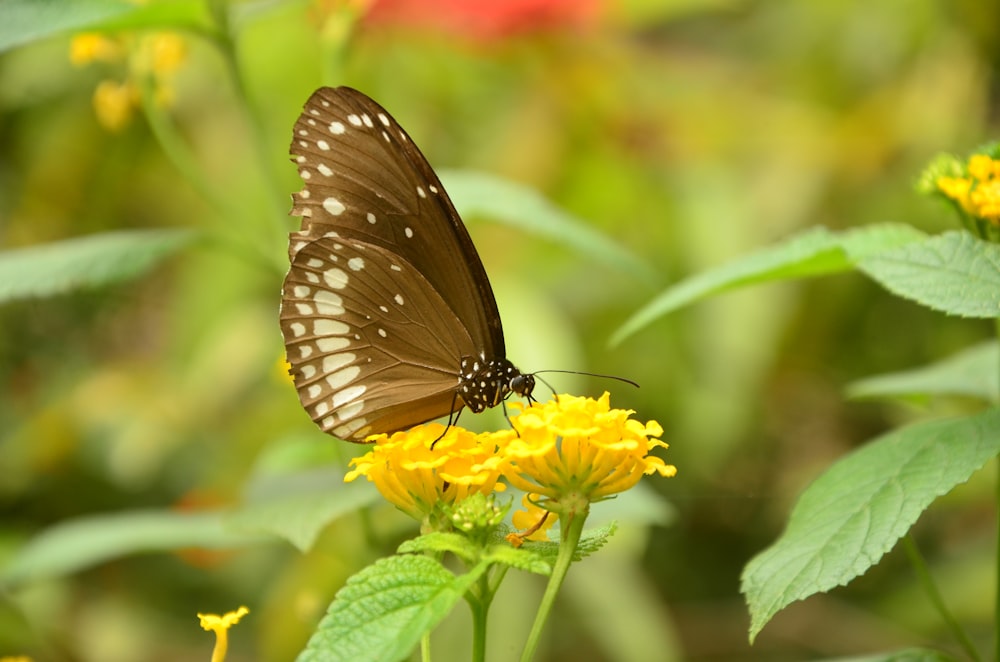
<box><xmin>847</xmin><ymin>341</ymin><xmax>999</xmax><ymax>404</ymax></box>
<box><xmin>297</xmin><ymin>555</ymin><xmax>488</xmax><ymax>662</ymax></box>
<box><xmin>857</xmin><ymin>231</ymin><xmax>1000</xmax><ymax>318</ymax></box>
<box><xmin>610</xmin><ymin>223</ymin><xmax>925</xmax><ymax>346</ymax></box>
<box><xmin>228</xmin><ymin>468</ymin><xmax>382</xmax><ymax>553</ymax></box>
<box><xmin>1</xmin><ymin>0</ymin><xmax>135</xmax><ymax>53</ymax></box>
<box><xmin>1</xmin><ymin>510</ymin><xmax>264</xmax><ymax>587</ymax></box>
<box><xmin>0</xmin><ymin>0</ymin><xmax>210</xmax><ymax>54</ymax></box>
<box><xmin>482</xmin><ymin>545</ymin><xmax>550</xmax><ymax>575</ymax></box>
<box><xmin>398</xmin><ymin>532</ymin><xmax>481</xmax><ymax>562</ymax></box>
<box><xmin>742</xmin><ymin>408</ymin><xmax>1000</xmax><ymax>642</ymax></box>
<box><xmin>825</xmin><ymin>649</ymin><xmax>957</xmax><ymax>662</ymax></box>
<box><xmin>440</xmin><ymin>170</ymin><xmax>657</xmax><ymax>284</ymax></box>
<box><xmin>0</xmin><ymin>229</ymin><xmax>195</xmax><ymax>303</ymax></box>
<box><xmin>522</xmin><ymin>521</ymin><xmax>618</xmax><ymax>563</ymax></box>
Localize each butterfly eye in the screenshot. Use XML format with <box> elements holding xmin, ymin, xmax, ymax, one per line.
<box><xmin>279</xmin><ymin>87</ymin><xmax>531</xmax><ymax>442</ymax></box>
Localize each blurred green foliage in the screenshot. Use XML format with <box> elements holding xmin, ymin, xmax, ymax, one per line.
<box><xmin>1</xmin><ymin>0</ymin><xmax>999</xmax><ymax>660</ymax></box>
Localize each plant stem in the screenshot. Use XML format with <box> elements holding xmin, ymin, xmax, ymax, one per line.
<box><xmin>471</xmin><ymin>574</ymin><xmax>490</xmax><ymax>662</ymax></box>
<box><xmin>520</xmin><ymin>507</ymin><xmax>588</xmax><ymax>662</ymax></box>
<box><xmin>995</xmin><ymin>318</ymin><xmax>1000</xmax><ymax>662</ymax></box>
<box><xmin>902</xmin><ymin>535</ymin><xmax>981</xmax><ymax>662</ymax></box>
<box><xmin>420</xmin><ymin>629</ymin><xmax>431</xmax><ymax>662</ymax></box>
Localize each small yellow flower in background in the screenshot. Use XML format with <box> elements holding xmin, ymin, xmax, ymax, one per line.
<box><xmin>198</xmin><ymin>606</ymin><xmax>249</xmax><ymax>662</ymax></box>
<box><xmin>346</xmin><ymin>424</ymin><xmax>511</xmax><ymax>523</ymax></box>
<box><xmin>501</xmin><ymin>393</ymin><xmax>676</xmax><ymax>511</ymax></box>
<box><xmin>93</xmin><ymin>79</ymin><xmax>138</xmax><ymax>132</ymax></box>
<box><xmin>0</xmin><ymin>656</ymin><xmax>34</xmax><ymax>662</ymax></box>
<box><xmin>69</xmin><ymin>30</ymin><xmax>187</xmax><ymax>131</ymax></box>
<box><xmin>141</xmin><ymin>32</ymin><xmax>187</xmax><ymax>75</ymax></box>
<box><xmin>936</xmin><ymin>152</ymin><xmax>1000</xmax><ymax>224</ymax></box>
<box><xmin>69</xmin><ymin>33</ymin><xmax>123</xmax><ymax>65</ymax></box>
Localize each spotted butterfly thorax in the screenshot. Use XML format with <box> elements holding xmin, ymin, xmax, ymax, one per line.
<box><xmin>279</xmin><ymin>86</ymin><xmax>535</xmax><ymax>442</ymax></box>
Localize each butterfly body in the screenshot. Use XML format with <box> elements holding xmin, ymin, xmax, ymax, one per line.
<box><xmin>280</xmin><ymin>86</ymin><xmax>532</xmax><ymax>442</ymax></box>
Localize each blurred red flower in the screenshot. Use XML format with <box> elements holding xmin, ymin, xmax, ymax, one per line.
<box><xmin>364</xmin><ymin>0</ymin><xmax>603</xmax><ymax>40</ymax></box>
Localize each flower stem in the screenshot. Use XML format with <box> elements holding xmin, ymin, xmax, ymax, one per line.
<box><xmin>471</xmin><ymin>576</ymin><xmax>489</xmax><ymax>662</ymax></box>
<box><xmin>520</xmin><ymin>507</ymin><xmax>588</xmax><ymax>662</ymax></box>
<box><xmin>995</xmin><ymin>455</ymin><xmax>1000</xmax><ymax>662</ymax></box>
<box><xmin>902</xmin><ymin>535</ymin><xmax>981</xmax><ymax>662</ymax></box>
<box><xmin>995</xmin><ymin>318</ymin><xmax>1000</xmax><ymax>662</ymax></box>
<box><xmin>420</xmin><ymin>629</ymin><xmax>431</xmax><ymax>662</ymax></box>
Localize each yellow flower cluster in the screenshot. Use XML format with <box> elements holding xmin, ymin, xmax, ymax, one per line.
<box><xmin>346</xmin><ymin>393</ymin><xmax>675</xmax><ymax>535</ymax></box>
<box><xmin>346</xmin><ymin>423</ymin><xmax>510</xmax><ymax>522</ymax></box>
<box><xmin>937</xmin><ymin>154</ymin><xmax>1000</xmax><ymax>224</ymax></box>
<box><xmin>69</xmin><ymin>32</ymin><xmax>187</xmax><ymax>131</ymax></box>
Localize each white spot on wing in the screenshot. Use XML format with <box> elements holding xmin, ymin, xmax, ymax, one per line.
<box><xmin>317</xmin><ymin>140</ymin><xmax>330</xmax><ymax>150</ymax></box>
<box><xmin>326</xmin><ymin>367</ymin><xmax>362</xmax><ymax>392</ymax></box>
<box><xmin>313</xmin><ymin>290</ymin><xmax>345</xmax><ymax>315</ymax></box>
<box><xmin>332</xmin><ymin>382</ymin><xmax>366</xmax><ymax>406</ymax></box>
<box><xmin>317</xmin><ymin>336</ymin><xmax>350</xmax><ymax>352</ymax></box>
<box><xmin>324</xmin><ymin>267</ymin><xmax>348</xmax><ymax>289</ymax></box>
<box><xmin>295</xmin><ymin>303</ymin><xmax>313</xmax><ymax>315</ymax></box>
<box><xmin>348</xmin><ymin>257</ymin><xmax>365</xmax><ymax>271</ymax></box>
<box><xmin>317</xmin><ymin>163</ymin><xmax>333</xmax><ymax>177</ymax></box>
<box><xmin>293</xmin><ymin>285</ymin><xmax>310</xmax><ymax>298</ymax></box>
<box><xmin>314</xmin><ymin>319</ymin><xmax>349</xmax><ymax>337</ymax></box>
<box><xmin>394</xmin><ymin>294</ymin><xmax>404</xmax><ymax>305</ymax></box>
<box><xmin>404</xmin><ymin>227</ymin><xmax>413</xmax><ymax>238</ymax></box>
<box><xmin>322</xmin><ymin>197</ymin><xmax>345</xmax><ymax>216</ymax></box>
<box><xmin>367</xmin><ymin>212</ymin><xmax>376</xmax><ymax>224</ymax></box>
<box><xmin>347</xmin><ymin>114</ymin><xmax>363</xmax><ymax>127</ymax></box>
<box><xmin>323</xmin><ymin>352</ymin><xmax>356</xmax><ymax>373</ymax></box>
<box><xmin>290</xmin><ymin>322</ymin><xmax>306</xmax><ymax>337</ymax></box>
<box><xmin>330</xmin><ymin>121</ymin><xmax>345</xmax><ymax>134</ymax></box>
<box><xmin>337</xmin><ymin>400</ymin><xmax>365</xmax><ymax>420</ymax></box>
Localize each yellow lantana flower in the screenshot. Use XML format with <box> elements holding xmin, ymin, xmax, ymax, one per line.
<box><xmin>198</xmin><ymin>606</ymin><xmax>249</xmax><ymax>662</ymax></box>
<box><xmin>345</xmin><ymin>424</ymin><xmax>511</xmax><ymax>523</ymax></box>
<box><xmin>936</xmin><ymin>152</ymin><xmax>1000</xmax><ymax>224</ymax></box>
<box><xmin>501</xmin><ymin>393</ymin><xmax>675</xmax><ymax>510</ymax></box>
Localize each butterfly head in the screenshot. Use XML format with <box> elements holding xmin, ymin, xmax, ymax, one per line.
<box><xmin>509</xmin><ymin>372</ymin><xmax>536</xmax><ymax>402</ymax></box>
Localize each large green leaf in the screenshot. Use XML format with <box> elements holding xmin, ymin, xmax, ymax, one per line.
<box><xmin>297</xmin><ymin>555</ymin><xmax>487</xmax><ymax>662</ymax></box>
<box><xmin>611</xmin><ymin>223</ymin><xmax>926</xmax><ymax>346</ymax></box>
<box><xmin>824</xmin><ymin>649</ymin><xmax>957</xmax><ymax>662</ymax></box>
<box><xmin>229</xmin><ymin>467</ymin><xmax>382</xmax><ymax>553</ymax></box>
<box><xmin>742</xmin><ymin>408</ymin><xmax>1000</xmax><ymax>641</ymax></box>
<box><xmin>847</xmin><ymin>341</ymin><xmax>999</xmax><ymax>404</ymax></box>
<box><xmin>0</xmin><ymin>0</ymin><xmax>210</xmax><ymax>53</ymax></box>
<box><xmin>857</xmin><ymin>231</ymin><xmax>1000</xmax><ymax>318</ymax></box>
<box><xmin>1</xmin><ymin>510</ymin><xmax>263</xmax><ymax>587</ymax></box>
<box><xmin>0</xmin><ymin>229</ymin><xmax>195</xmax><ymax>303</ymax></box>
<box><xmin>440</xmin><ymin>170</ymin><xmax>657</xmax><ymax>284</ymax></box>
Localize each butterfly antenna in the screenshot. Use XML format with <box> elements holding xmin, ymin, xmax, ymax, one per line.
<box><xmin>530</xmin><ymin>369</ymin><xmax>640</xmax><ymax>389</ymax></box>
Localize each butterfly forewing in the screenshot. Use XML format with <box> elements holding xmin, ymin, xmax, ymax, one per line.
<box><xmin>289</xmin><ymin>87</ymin><xmax>504</xmax><ymax>355</ymax></box>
